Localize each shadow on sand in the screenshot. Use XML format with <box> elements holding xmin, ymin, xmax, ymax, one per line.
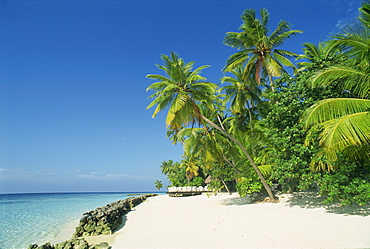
<box><xmin>220</xmin><ymin>191</ymin><xmax>370</xmax><ymax>217</ymax></box>
<box><xmin>220</xmin><ymin>196</ymin><xmax>254</xmax><ymax>206</ymax></box>
<box><xmin>286</xmin><ymin>192</ymin><xmax>370</xmax><ymax>216</ymax></box>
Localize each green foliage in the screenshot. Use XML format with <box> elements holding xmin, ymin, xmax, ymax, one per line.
<box><xmin>313</xmin><ymin>156</ymin><xmax>370</xmax><ymax>205</ymax></box>
<box><xmin>151</xmin><ymin>5</ymin><xmax>370</xmax><ymax>205</ymax></box>
<box><xmin>160</xmin><ymin>159</ymin><xmax>208</xmax><ymax>187</ymax></box>
<box><xmin>301</xmin><ymin>1</ymin><xmax>370</xmax><ymax>170</ymax></box>
<box><xmin>223</xmin><ymin>8</ymin><xmax>302</xmax><ymax>82</ymax></box>
<box><xmin>236</xmin><ymin>176</ymin><xmax>262</xmax><ymax>197</ymax></box>
<box><xmin>189</xmin><ymin>177</ymin><xmax>204</xmax><ymax>187</ymax></box>
<box><xmin>160</xmin><ymin>160</ymin><xmax>188</xmax><ymax>187</ymax></box>
<box><xmin>265</xmin><ymin>72</ymin><xmax>344</xmax><ymax>192</ymax></box>
<box><xmin>146</xmin><ymin>51</ymin><xmax>217</xmax><ymax>130</ymax></box>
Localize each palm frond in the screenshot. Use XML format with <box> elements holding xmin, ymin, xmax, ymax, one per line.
<box><xmin>260</xmin><ymin>8</ymin><xmax>270</xmax><ymax>31</ymax></box>
<box><xmin>319</xmin><ymin>112</ymin><xmax>370</xmax><ymax>151</ymax></box>
<box><xmin>263</xmin><ymin>53</ymin><xmax>283</xmax><ymax>77</ymax></box>
<box><xmin>223</xmin><ymin>32</ymin><xmax>246</xmax><ymax>50</ymax></box>
<box><xmin>257</xmin><ymin>164</ymin><xmax>272</xmax><ymax>178</ymax></box>
<box><xmin>273</xmin><ymin>52</ymin><xmax>296</xmax><ymax>72</ymax></box>
<box><xmin>302</xmin><ymin>98</ymin><xmax>370</xmax><ymax>128</ymax></box>
<box><xmin>223</xmin><ymin>50</ymin><xmax>251</xmax><ymax>72</ymax></box>
<box><xmin>270</xmin><ymin>25</ymin><xmax>303</xmax><ymax>46</ymax></box>
<box><xmin>359</xmin><ymin>0</ymin><xmax>370</xmax><ymax>28</ymax></box>
<box><xmin>311</xmin><ymin>66</ymin><xmax>370</xmax><ymax>98</ymax></box>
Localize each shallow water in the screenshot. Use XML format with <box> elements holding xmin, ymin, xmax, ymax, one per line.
<box><xmin>0</xmin><ymin>192</ymin><xmax>151</xmax><ymax>249</ymax></box>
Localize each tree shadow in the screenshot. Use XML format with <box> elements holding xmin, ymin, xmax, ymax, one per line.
<box><xmin>220</xmin><ymin>196</ymin><xmax>254</xmax><ymax>205</ymax></box>
<box><xmin>286</xmin><ymin>192</ymin><xmax>370</xmax><ymax>217</ymax></box>
<box><xmin>220</xmin><ymin>192</ymin><xmax>370</xmax><ymax>217</ymax></box>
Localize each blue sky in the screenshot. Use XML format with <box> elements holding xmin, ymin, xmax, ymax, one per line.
<box><xmin>0</xmin><ymin>0</ymin><xmax>361</xmax><ymax>194</ymax></box>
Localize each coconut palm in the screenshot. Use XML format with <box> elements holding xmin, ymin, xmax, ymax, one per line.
<box><xmin>147</xmin><ymin>52</ymin><xmax>277</xmax><ymax>200</ymax></box>
<box><xmin>220</xmin><ymin>67</ymin><xmax>262</xmax><ymax>122</ymax></box>
<box><xmin>146</xmin><ymin>51</ymin><xmax>216</xmax><ymax>130</ymax></box>
<box><xmin>223</xmin><ymin>8</ymin><xmax>303</xmax><ymax>85</ymax></box>
<box><xmin>180</xmin><ymin>156</ymin><xmax>200</xmax><ymax>183</ymax></box>
<box><xmin>154</xmin><ymin>180</ymin><xmax>163</xmax><ymax>190</ymax></box>
<box><xmin>296</xmin><ymin>42</ymin><xmax>341</xmax><ymax>71</ymax></box>
<box><xmin>302</xmin><ymin>1</ymin><xmax>370</xmax><ymax>171</ymax></box>
<box><xmin>310</xmin><ymin>33</ymin><xmax>370</xmax><ymax>98</ymax></box>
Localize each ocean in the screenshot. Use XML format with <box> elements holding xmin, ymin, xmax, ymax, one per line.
<box><xmin>0</xmin><ymin>192</ymin><xmax>157</xmax><ymax>249</ymax></box>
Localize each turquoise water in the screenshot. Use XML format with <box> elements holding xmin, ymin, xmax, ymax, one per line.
<box><xmin>0</xmin><ymin>192</ymin><xmax>153</xmax><ymax>249</ymax></box>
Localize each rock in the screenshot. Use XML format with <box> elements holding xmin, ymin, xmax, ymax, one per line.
<box><xmin>73</xmin><ymin>194</ymin><xmax>157</xmax><ymax>237</ymax></box>
<box><xmin>38</xmin><ymin>243</ymin><xmax>54</xmax><ymax>249</ymax></box>
<box><xmin>63</xmin><ymin>241</ymin><xmax>73</xmax><ymax>249</ymax></box>
<box><xmin>92</xmin><ymin>242</ymin><xmax>111</xmax><ymax>249</ymax></box>
<box><xmin>79</xmin><ymin>214</ymin><xmax>90</xmax><ymax>224</ymax></box>
<box><xmin>54</xmin><ymin>241</ymin><xmax>67</xmax><ymax>249</ymax></box>
<box><xmin>29</xmin><ymin>238</ymin><xmax>94</xmax><ymax>249</ymax></box>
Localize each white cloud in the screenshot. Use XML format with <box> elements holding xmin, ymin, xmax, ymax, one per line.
<box><xmin>0</xmin><ymin>167</ymin><xmax>20</xmax><ymax>172</ymax></box>
<box><xmin>335</xmin><ymin>19</ymin><xmax>347</xmax><ymax>29</ymax></box>
<box><xmin>333</xmin><ymin>1</ymin><xmax>359</xmax><ymax>30</ymax></box>
<box><xmin>76</xmin><ymin>172</ymin><xmax>137</xmax><ymax>180</ymax></box>
<box><xmin>0</xmin><ymin>168</ymin><xmax>144</xmax><ymax>182</ymax></box>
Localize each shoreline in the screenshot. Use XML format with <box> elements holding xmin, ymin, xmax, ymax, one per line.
<box><xmin>49</xmin><ymin>194</ymin><xmax>158</xmax><ymax>247</ymax></box>
<box><xmin>50</xmin><ymin>216</ymin><xmax>119</xmax><ymax>246</ymax></box>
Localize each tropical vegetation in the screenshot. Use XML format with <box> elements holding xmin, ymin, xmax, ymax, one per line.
<box><xmin>146</xmin><ymin>2</ymin><xmax>370</xmax><ymax>205</ymax></box>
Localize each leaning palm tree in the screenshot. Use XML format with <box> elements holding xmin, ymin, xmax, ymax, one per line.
<box><xmin>301</xmin><ymin>1</ymin><xmax>370</xmax><ymax>171</ymax></box>
<box><xmin>146</xmin><ymin>52</ymin><xmax>215</xmax><ymax>130</ymax></box>
<box><xmin>223</xmin><ymin>8</ymin><xmax>303</xmax><ymax>86</ymax></box>
<box><xmin>146</xmin><ymin>52</ymin><xmax>277</xmax><ymax>200</ymax></box>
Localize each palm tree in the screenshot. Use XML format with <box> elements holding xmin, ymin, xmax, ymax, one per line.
<box><xmin>160</xmin><ymin>160</ymin><xmax>175</xmax><ymax>176</ymax></box>
<box><xmin>311</xmin><ymin>28</ymin><xmax>370</xmax><ymax>98</ymax></box>
<box><xmin>223</xmin><ymin>8</ymin><xmax>303</xmax><ymax>86</ymax></box>
<box><xmin>154</xmin><ymin>180</ymin><xmax>163</xmax><ymax>190</ymax></box>
<box><xmin>146</xmin><ymin>52</ymin><xmax>216</xmax><ymax>130</ymax></box>
<box><xmin>180</xmin><ymin>156</ymin><xmax>200</xmax><ymax>184</ymax></box>
<box><xmin>147</xmin><ymin>52</ymin><xmax>277</xmax><ymax>200</ymax></box>
<box><xmin>220</xmin><ymin>67</ymin><xmax>262</xmax><ymax>123</ymax></box>
<box><xmin>301</xmin><ymin>1</ymin><xmax>370</xmax><ymax>171</ymax></box>
<box><xmin>296</xmin><ymin>42</ymin><xmax>341</xmax><ymax>71</ymax></box>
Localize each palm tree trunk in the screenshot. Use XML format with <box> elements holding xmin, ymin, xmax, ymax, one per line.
<box><xmin>223</xmin><ymin>155</ymin><xmax>241</xmax><ymax>174</ymax></box>
<box><xmin>220</xmin><ymin>177</ymin><xmax>232</xmax><ymax>195</ymax></box>
<box><xmin>268</xmin><ymin>74</ymin><xmax>275</xmax><ymax>92</ymax></box>
<box><xmin>200</xmin><ymin>113</ymin><xmax>277</xmax><ymax>201</ymax></box>
<box><xmin>246</xmin><ymin>101</ymin><xmax>256</xmax><ymax>157</ymax></box>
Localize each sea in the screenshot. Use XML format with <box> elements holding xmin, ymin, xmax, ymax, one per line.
<box><xmin>0</xmin><ymin>192</ymin><xmax>158</xmax><ymax>249</ymax></box>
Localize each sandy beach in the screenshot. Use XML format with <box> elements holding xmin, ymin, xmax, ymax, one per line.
<box><xmin>87</xmin><ymin>193</ymin><xmax>370</xmax><ymax>249</ymax></box>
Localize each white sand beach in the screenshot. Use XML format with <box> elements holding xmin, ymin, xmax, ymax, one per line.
<box><xmin>100</xmin><ymin>193</ymin><xmax>370</xmax><ymax>249</ymax></box>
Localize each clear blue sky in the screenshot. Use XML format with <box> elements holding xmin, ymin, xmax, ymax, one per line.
<box><xmin>0</xmin><ymin>0</ymin><xmax>360</xmax><ymax>194</ymax></box>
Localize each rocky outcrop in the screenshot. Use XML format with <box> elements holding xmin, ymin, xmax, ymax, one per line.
<box><xmin>73</xmin><ymin>194</ymin><xmax>158</xmax><ymax>237</ymax></box>
<box><xmin>28</xmin><ymin>238</ymin><xmax>110</xmax><ymax>249</ymax></box>
<box><xmin>28</xmin><ymin>194</ymin><xmax>158</xmax><ymax>249</ymax></box>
